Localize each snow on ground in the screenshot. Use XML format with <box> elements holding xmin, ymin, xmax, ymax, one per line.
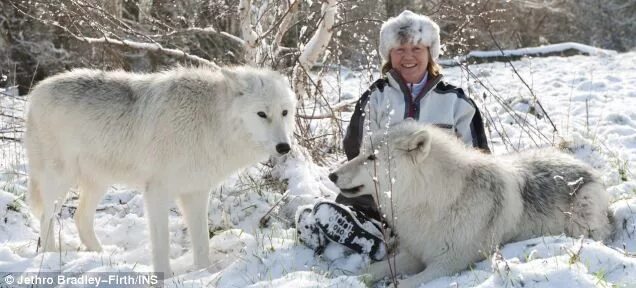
<box><xmin>1</xmin><ymin>51</ymin><xmax>635</xmax><ymax>287</ymax></box>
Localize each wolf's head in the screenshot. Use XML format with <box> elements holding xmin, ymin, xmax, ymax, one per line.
<box><xmin>223</xmin><ymin>67</ymin><xmax>297</xmax><ymax>156</ymax></box>
<box><xmin>329</xmin><ymin>121</ymin><xmax>434</xmax><ymax>201</ymax></box>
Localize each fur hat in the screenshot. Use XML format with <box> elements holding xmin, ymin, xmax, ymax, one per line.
<box><xmin>379</xmin><ymin>10</ymin><xmax>441</xmax><ymax>62</ymax></box>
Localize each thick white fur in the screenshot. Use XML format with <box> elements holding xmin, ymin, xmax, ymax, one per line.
<box><xmin>379</xmin><ymin>10</ymin><xmax>441</xmax><ymax>61</ymax></box>
<box><xmin>331</xmin><ymin>121</ymin><xmax>611</xmax><ymax>287</ymax></box>
<box><xmin>25</xmin><ymin>66</ymin><xmax>296</xmax><ymax>276</ymax></box>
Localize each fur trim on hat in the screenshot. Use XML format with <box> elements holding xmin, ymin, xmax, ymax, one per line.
<box><xmin>379</xmin><ymin>10</ymin><xmax>440</xmax><ymax>62</ymax></box>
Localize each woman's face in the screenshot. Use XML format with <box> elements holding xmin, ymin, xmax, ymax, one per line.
<box><xmin>390</xmin><ymin>43</ymin><xmax>429</xmax><ymax>84</ymax></box>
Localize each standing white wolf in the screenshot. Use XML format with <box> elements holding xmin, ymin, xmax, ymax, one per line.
<box><xmin>25</xmin><ymin>66</ymin><xmax>297</xmax><ymax>276</ymax></box>
<box><xmin>329</xmin><ymin>121</ymin><xmax>611</xmax><ymax>287</ymax></box>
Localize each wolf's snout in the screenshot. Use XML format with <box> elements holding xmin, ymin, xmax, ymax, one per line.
<box><xmin>276</xmin><ymin>143</ymin><xmax>291</xmax><ymax>154</ymax></box>
<box><xmin>328</xmin><ymin>173</ymin><xmax>338</xmax><ymax>183</ymax></box>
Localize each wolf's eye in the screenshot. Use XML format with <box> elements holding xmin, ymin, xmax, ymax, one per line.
<box><xmin>282</xmin><ymin>110</ymin><xmax>288</xmax><ymax>116</ymax></box>
<box><xmin>367</xmin><ymin>154</ymin><xmax>376</xmax><ymax>161</ymax></box>
<box><xmin>257</xmin><ymin>111</ymin><xmax>267</xmax><ymax>118</ymax></box>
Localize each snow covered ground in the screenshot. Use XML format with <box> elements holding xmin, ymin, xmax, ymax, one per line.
<box><xmin>1</xmin><ymin>50</ymin><xmax>635</xmax><ymax>287</ymax></box>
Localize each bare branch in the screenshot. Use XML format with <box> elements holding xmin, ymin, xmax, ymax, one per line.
<box><xmin>292</xmin><ymin>0</ymin><xmax>338</xmax><ymax>96</ymax></box>
<box><xmin>297</xmin><ymin>0</ymin><xmax>337</xmax><ymax>70</ymax></box>
<box><xmin>481</xmin><ymin>18</ymin><xmax>559</xmax><ymax>134</ymax></box>
<box><xmin>297</xmin><ymin>114</ymin><xmax>337</xmax><ymax>120</ymax></box>
<box><xmin>273</xmin><ymin>0</ymin><xmax>301</xmax><ymax>47</ymax></box>
<box><xmin>81</xmin><ymin>37</ymin><xmax>221</xmax><ymax>69</ymax></box>
<box><xmin>10</xmin><ymin>2</ymin><xmax>220</xmax><ymax>69</ymax></box>
<box><xmin>330</xmin><ymin>18</ymin><xmax>383</xmax><ymax>31</ymax></box>
<box><xmin>0</xmin><ymin>136</ymin><xmax>22</xmax><ymax>143</ymax></box>
<box><xmin>149</xmin><ymin>27</ymin><xmax>245</xmax><ymax>46</ymax></box>
<box><xmin>297</xmin><ymin>98</ymin><xmax>358</xmax><ymax>119</ymax></box>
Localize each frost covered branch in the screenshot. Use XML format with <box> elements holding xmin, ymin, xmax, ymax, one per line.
<box><xmin>273</xmin><ymin>0</ymin><xmax>300</xmax><ymax>48</ymax></box>
<box><xmin>149</xmin><ymin>27</ymin><xmax>245</xmax><ymax>46</ymax></box>
<box><xmin>77</xmin><ymin>36</ymin><xmax>221</xmax><ymax>69</ymax></box>
<box><xmin>297</xmin><ymin>0</ymin><xmax>337</xmax><ymax>71</ymax></box>
<box><xmin>10</xmin><ymin>2</ymin><xmax>221</xmax><ymax>69</ymax></box>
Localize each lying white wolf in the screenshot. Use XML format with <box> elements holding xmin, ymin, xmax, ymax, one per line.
<box><xmin>25</xmin><ymin>66</ymin><xmax>297</xmax><ymax>276</ymax></box>
<box><xmin>330</xmin><ymin>121</ymin><xmax>611</xmax><ymax>287</ymax></box>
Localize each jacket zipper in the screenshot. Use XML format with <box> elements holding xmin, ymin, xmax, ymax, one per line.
<box><xmin>407</xmin><ymin>83</ymin><xmax>416</xmax><ymax>118</ymax></box>
<box><xmin>390</xmin><ymin>70</ymin><xmax>442</xmax><ymax>120</ymax></box>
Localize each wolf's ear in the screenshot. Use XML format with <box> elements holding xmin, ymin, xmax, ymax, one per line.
<box><xmin>397</xmin><ymin>128</ymin><xmax>431</xmax><ymax>164</ymax></box>
<box><xmin>220</xmin><ymin>68</ymin><xmax>248</xmax><ymax>96</ymax></box>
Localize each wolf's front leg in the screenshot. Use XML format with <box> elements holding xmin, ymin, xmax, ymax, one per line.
<box><xmin>398</xmin><ymin>259</ymin><xmax>458</xmax><ymax>287</ymax></box>
<box><xmin>177</xmin><ymin>190</ymin><xmax>211</xmax><ymax>269</ymax></box>
<box><xmin>367</xmin><ymin>251</ymin><xmax>424</xmax><ymax>282</ymax></box>
<box><xmin>144</xmin><ymin>191</ymin><xmax>172</xmax><ymax>277</ymax></box>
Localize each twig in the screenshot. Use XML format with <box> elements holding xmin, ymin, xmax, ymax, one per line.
<box><xmin>458</xmin><ymin>64</ymin><xmax>552</xmax><ymax>147</ymax></box>
<box><xmin>481</xmin><ymin>18</ymin><xmax>559</xmax><ymax>135</ymax></box>
<box><xmin>260</xmin><ymin>0</ymin><xmax>298</xmax><ymax>41</ymax></box>
<box><xmin>367</xmin><ymin>135</ymin><xmax>399</xmax><ymax>286</ymax></box>
<box><xmin>274</xmin><ymin>0</ymin><xmax>301</xmax><ymax>48</ymax></box>
<box><xmin>0</xmin><ymin>136</ymin><xmax>22</xmax><ymax>142</ymax></box>
<box><xmin>259</xmin><ymin>190</ymin><xmax>290</xmax><ymax>228</ymax></box>
<box><xmin>28</xmin><ymin>61</ymin><xmax>40</xmax><ymax>93</ymax></box>
<box><xmin>297</xmin><ymin>98</ymin><xmax>357</xmax><ymax>119</ymax></box>
<box><xmin>330</xmin><ymin>18</ymin><xmax>383</xmax><ymax>31</ymax></box>
<box><xmin>148</xmin><ymin>27</ymin><xmax>245</xmax><ymax>45</ymax></box>
<box><xmin>585</xmin><ymin>98</ymin><xmax>590</xmax><ymax>135</ymax></box>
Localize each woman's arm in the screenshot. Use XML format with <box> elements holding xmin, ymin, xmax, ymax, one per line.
<box><xmin>343</xmin><ymin>79</ymin><xmax>388</xmax><ymax>160</ymax></box>
<box><xmin>454</xmin><ymin>99</ymin><xmax>477</xmax><ymax>146</ymax></box>
<box><xmin>455</xmin><ymin>96</ymin><xmax>491</xmax><ymax>153</ymax></box>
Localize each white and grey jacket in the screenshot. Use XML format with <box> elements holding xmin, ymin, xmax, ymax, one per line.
<box><xmin>343</xmin><ymin>70</ymin><xmax>490</xmax><ymax>160</ymax></box>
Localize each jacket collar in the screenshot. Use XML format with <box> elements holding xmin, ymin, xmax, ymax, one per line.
<box><xmin>387</xmin><ymin>69</ymin><xmax>443</xmax><ymax>100</ymax></box>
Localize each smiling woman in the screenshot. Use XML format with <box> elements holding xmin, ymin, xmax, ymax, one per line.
<box><xmin>388</xmin><ymin>43</ymin><xmax>431</xmax><ymax>83</ymax></box>
<box><xmin>295</xmin><ymin>10</ymin><xmax>491</xmax><ymax>264</ymax></box>
<box><xmin>345</xmin><ymin>10</ymin><xmax>489</xmax><ymax>159</ymax></box>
